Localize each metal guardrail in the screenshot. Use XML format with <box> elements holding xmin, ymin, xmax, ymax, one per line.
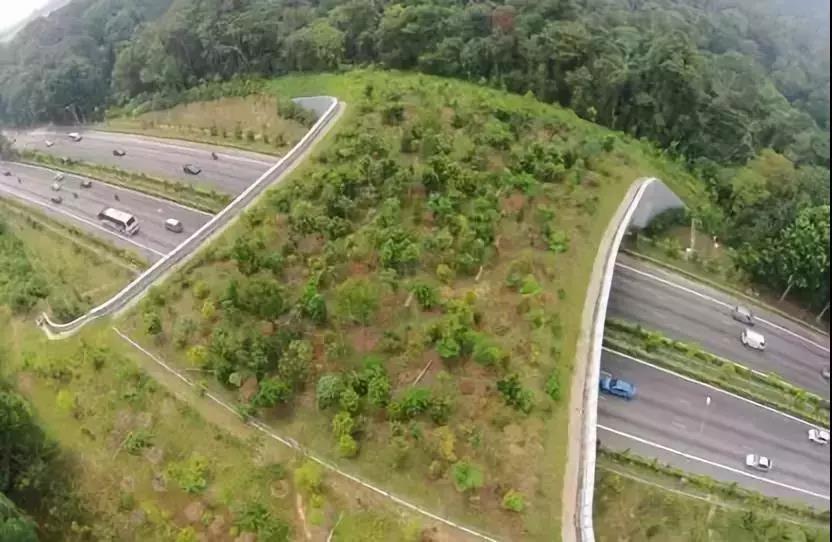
<box><xmin>576</xmin><ymin>177</ymin><xmax>684</xmax><ymax>542</ymax></box>
<box><xmin>39</xmin><ymin>96</ymin><xmax>340</xmax><ymax>338</ymax></box>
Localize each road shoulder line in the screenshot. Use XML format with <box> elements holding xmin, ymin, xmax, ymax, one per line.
<box><xmin>597</xmin><ymin>425</ymin><xmax>830</xmax><ymax>501</ymax></box>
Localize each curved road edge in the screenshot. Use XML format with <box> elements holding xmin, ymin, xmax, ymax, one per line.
<box><xmin>563</xmin><ymin>178</ymin><xmax>684</xmax><ymax>542</ymax></box>
<box><xmin>37</xmin><ymin>96</ymin><xmax>342</xmax><ymax>339</ymax></box>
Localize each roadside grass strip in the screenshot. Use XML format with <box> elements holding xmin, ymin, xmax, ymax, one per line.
<box><xmin>22</xmin><ymin>150</ymin><xmax>231</xmax><ymax>214</ymax></box>
<box><xmin>596</xmin><ymin>448</ymin><xmax>830</xmax><ymax>528</ymax></box>
<box><xmin>604</xmin><ymin>319</ymin><xmax>829</xmax><ymax>427</ymax></box>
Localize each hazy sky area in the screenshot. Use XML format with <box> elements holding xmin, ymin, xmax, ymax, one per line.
<box><xmin>0</xmin><ymin>0</ymin><xmax>52</xmax><ymax>31</ymax></box>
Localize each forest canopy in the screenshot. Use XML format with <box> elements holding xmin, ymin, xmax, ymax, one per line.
<box><xmin>0</xmin><ymin>0</ymin><xmax>829</xmax><ymax>169</ymax></box>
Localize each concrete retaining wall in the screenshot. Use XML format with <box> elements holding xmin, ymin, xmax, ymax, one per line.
<box><xmin>576</xmin><ymin>177</ymin><xmax>684</xmax><ymax>542</ymax></box>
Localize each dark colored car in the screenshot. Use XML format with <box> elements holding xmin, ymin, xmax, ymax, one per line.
<box><xmin>80</xmin><ymin>179</ymin><xmax>92</xmax><ymax>188</ymax></box>
<box><xmin>113</xmin><ymin>149</ymin><xmax>126</xmax><ymax>156</ymax></box>
<box><xmin>50</xmin><ymin>195</ymin><xmax>63</xmax><ymax>204</ymax></box>
<box><xmin>2</xmin><ymin>170</ymin><xmax>11</xmax><ymax>176</ymax></box>
<box><xmin>183</xmin><ymin>164</ymin><xmax>202</xmax><ymax>175</ymax></box>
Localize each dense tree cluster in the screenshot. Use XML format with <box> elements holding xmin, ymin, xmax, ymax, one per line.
<box><xmin>1</xmin><ymin>0</ymin><xmax>828</xmax><ymax>169</ymax></box>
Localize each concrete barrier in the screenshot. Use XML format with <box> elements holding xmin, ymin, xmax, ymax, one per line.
<box><xmin>39</xmin><ymin>96</ymin><xmax>341</xmax><ymax>339</ymax></box>
<box><xmin>576</xmin><ymin>177</ymin><xmax>684</xmax><ymax>542</ymax></box>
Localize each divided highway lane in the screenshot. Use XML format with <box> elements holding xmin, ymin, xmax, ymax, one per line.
<box><xmin>10</xmin><ymin>129</ymin><xmax>276</xmax><ymax>195</ymax></box>
<box><xmin>0</xmin><ymin>161</ymin><xmax>212</xmax><ymax>261</ymax></box>
<box><xmin>599</xmin><ymin>350</ymin><xmax>830</xmax><ymax>509</ymax></box>
<box><xmin>609</xmin><ymin>253</ymin><xmax>830</xmax><ymax>398</ymax></box>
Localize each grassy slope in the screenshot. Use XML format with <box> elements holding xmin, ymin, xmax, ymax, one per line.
<box><xmin>114</xmin><ymin>69</ymin><xmax>705</xmax><ymax>541</ymax></box>
<box><xmin>0</xmin><ymin>217</ymin><xmax>438</xmax><ymax>542</ymax></box>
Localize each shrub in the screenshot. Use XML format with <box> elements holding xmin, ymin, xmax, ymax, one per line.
<box><xmin>451</xmin><ymin>461</ymin><xmax>484</xmax><ymax>493</ymax></box>
<box><xmin>432</xmin><ymin>426</ymin><xmax>457</xmax><ymax>463</ymax></box>
<box><xmin>251</xmin><ymin>377</ymin><xmax>291</xmax><ymax>408</ymax></box>
<box><xmin>339</xmin><ymin>386</ymin><xmax>361</xmax><ymax>414</ymax></box>
<box><xmin>293</xmin><ymin>460</ymin><xmax>323</xmax><ymax>495</ymax></box>
<box><xmin>411</xmin><ymin>282</ymin><xmax>439</xmax><ymax>310</ymax></box>
<box><xmin>436</xmin><ymin>263</ymin><xmax>454</xmax><ymax>284</ymax></box>
<box><xmin>331</xmin><ymin>411</ymin><xmax>355</xmax><ymax>437</ymax></box>
<box><xmin>316</xmin><ymin>374</ymin><xmax>344</xmax><ymax>410</ymax></box>
<box><xmin>367</xmin><ymin>372</ymin><xmax>391</xmax><ymax>408</ymax></box>
<box><xmin>544</xmin><ymin>371</ymin><xmax>561</xmax><ymax>402</ymax></box>
<box><xmin>428</xmin><ymin>396</ymin><xmax>453</xmax><ymax>425</ymax></box>
<box><xmin>336</xmin><ymin>433</ymin><xmax>359</xmax><ymax>458</ymax></box>
<box><xmin>167</xmin><ymin>453</ymin><xmax>211</xmax><ymax>494</ymax></box>
<box><xmin>496</xmin><ymin>374</ymin><xmax>534</xmax><ymax>413</ymax></box>
<box><xmin>335</xmin><ymin>277</ymin><xmax>379</xmax><ymax>325</ymax></box>
<box><xmin>143</xmin><ymin>311</ymin><xmax>162</xmax><ymax>335</ymax></box>
<box><xmin>501</xmin><ymin>490</ymin><xmax>526</xmax><ymax>512</ymax></box>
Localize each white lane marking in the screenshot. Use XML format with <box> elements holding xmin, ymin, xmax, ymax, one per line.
<box><xmin>112</xmin><ymin>328</ymin><xmax>501</xmax><ymax>542</ymax></box>
<box><xmin>603</xmin><ymin>347</ymin><xmax>829</xmax><ymax>430</ymax></box>
<box><xmin>598</xmin><ymin>425</ymin><xmax>830</xmax><ymax>501</ymax></box>
<box><xmin>0</xmin><ymin>185</ymin><xmax>166</xmax><ymax>257</ymax></box>
<box><xmin>7</xmin><ymin>161</ymin><xmax>214</xmax><ymax>217</ymax></box>
<box><xmin>616</xmin><ymin>262</ymin><xmax>830</xmax><ymax>354</ymax></box>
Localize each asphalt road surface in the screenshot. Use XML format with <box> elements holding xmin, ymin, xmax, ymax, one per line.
<box><xmin>599</xmin><ymin>350</ymin><xmax>830</xmax><ymax>509</ymax></box>
<box><xmin>609</xmin><ymin>253</ymin><xmax>831</xmax><ymax>398</ymax></box>
<box><xmin>9</xmin><ymin>128</ymin><xmax>276</xmax><ymax>195</ymax></box>
<box><xmin>0</xmin><ymin>161</ymin><xmax>212</xmax><ymax>261</ymax></box>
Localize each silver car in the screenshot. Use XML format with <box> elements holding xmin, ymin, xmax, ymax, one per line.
<box><xmin>745</xmin><ymin>454</ymin><xmax>772</xmax><ymax>472</ymax></box>
<box><xmin>731</xmin><ymin>305</ymin><xmax>754</xmax><ymax>325</ymax></box>
<box><xmin>164</xmin><ymin>218</ymin><xmax>184</xmax><ymax>233</ymax></box>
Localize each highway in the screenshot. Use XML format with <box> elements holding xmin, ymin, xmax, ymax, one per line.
<box><xmin>599</xmin><ymin>350</ymin><xmax>830</xmax><ymax>509</ymax></box>
<box><xmin>9</xmin><ymin>128</ymin><xmax>276</xmax><ymax>195</ymax></box>
<box><xmin>0</xmin><ymin>161</ymin><xmax>211</xmax><ymax>261</ymax></box>
<box><xmin>609</xmin><ymin>253</ymin><xmax>831</xmax><ymax>398</ymax></box>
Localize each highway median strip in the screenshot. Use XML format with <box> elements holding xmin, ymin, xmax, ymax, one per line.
<box><xmin>604</xmin><ymin>319</ymin><xmax>830</xmax><ymax>427</ymax></box>
<box><xmin>598</xmin><ymin>447</ymin><xmax>830</xmax><ymax>526</ymax></box>
<box><xmin>21</xmin><ymin>150</ymin><xmax>231</xmax><ymax>214</ymax></box>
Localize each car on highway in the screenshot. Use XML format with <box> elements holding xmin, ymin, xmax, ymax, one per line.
<box><xmin>80</xmin><ymin>179</ymin><xmax>92</xmax><ymax>188</ymax></box>
<box><xmin>68</xmin><ymin>132</ymin><xmax>83</xmax><ymax>142</ymax></box>
<box><xmin>808</xmin><ymin>428</ymin><xmax>830</xmax><ymax>445</ymax></box>
<box><xmin>823</xmin><ymin>366</ymin><xmax>830</xmax><ymax>380</ymax></box>
<box><xmin>731</xmin><ymin>305</ymin><xmax>754</xmax><ymax>325</ymax></box>
<box><xmin>2</xmin><ymin>170</ymin><xmax>11</xmax><ymax>176</ymax></box>
<box><xmin>183</xmin><ymin>164</ymin><xmax>202</xmax><ymax>175</ymax></box>
<box><xmin>745</xmin><ymin>454</ymin><xmax>772</xmax><ymax>472</ymax></box>
<box><xmin>113</xmin><ymin>148</ymin><xmax>126</xmax><ymax>157</ymax></box>
<box><xmin>51</xmin><ymin>182</ymin><xmax>62</xmax><ymax>191</ymax></box>
<box><xmin>740</xmin><ymin>328</ymin><xmax>766</xmax><ymax>351</ymax></box>
<box><xmin>54</xmin><ymin>173</ymin><xmax>65</xmax><ymax>182</ymax></box>
<box><xmin>599</xmin><ymin>371</ymin><xmax>636</xmax><ymax>400</ymax></box>
<box><xmin>164</xmin><ymin>218</ymin><xmax>184</xmax><ymax>233</ymax></box>
<box><xmin>45</xmin><ymin>139</ymin><xmax>54</xmax><ymax>147</ymax></box>
<box><xmin>50</xmin><ymin>195</ymin><xmax>63</xmax><ymax>204</ymax></box>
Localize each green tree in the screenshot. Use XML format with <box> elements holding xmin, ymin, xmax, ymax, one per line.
<box><xmin>335</xmin><ymin>277</ymin><xmax>379</xmax><ymax>325</ymax></box>
<box><xmin>252</xmin><ymin>378</ymin><xmax>291</xmax><ymax>408</ymax></box>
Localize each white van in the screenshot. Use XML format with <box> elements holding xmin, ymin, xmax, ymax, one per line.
<box><xmin>741</xmin><ymin>329</ymin><xmax>766</xmax><ymax>351</ymax></box>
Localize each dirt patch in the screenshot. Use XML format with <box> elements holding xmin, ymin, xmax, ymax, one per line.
<box><xmin>348</xmin><ymin>327</ymin><xmax>380</xmax><ymax>354</ymax></box>
<box><xmin>501</xmin><ymin>193</ymin><xmax>527</xmax><ymax>214</ymax></box>
<box><xmin>239</xmin><ymin>377</ymin><xmax>259</xmax><ymax>403</ymax></box>
<box><xmin>15</xmin><ymin>372</ymin><xmax>35</xmax><ymax>394</ymax></box>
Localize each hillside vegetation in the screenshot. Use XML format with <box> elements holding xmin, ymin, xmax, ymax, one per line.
<box><xmin>2</xmin><ymin>0</ymin><xmax>827</xmax><ymax>312</ymax></box>
<box><xmin>115</xmin><ymin>70</ymin><xmax>700</xmax><ymax>539</ymax></box>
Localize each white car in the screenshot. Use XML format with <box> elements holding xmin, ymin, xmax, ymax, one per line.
<box><xmin>54</xmin><ymin>173</ymin><xmax>65</xmax><ymax>182</ymax></box>
<box><xmin>68</xmin><ymin>132</ymin><xmax>82</xmax><ymax>142</ymax></box>
<box><xmin>741</xmin><ymin>328</ymin><xmax>766</xmax><ymax>351</ymax></box>
<box><xmin>808</xmin><ymin>428</ymin><xmax>830</xmax><ymax>445</ymax></box>
<box><xmin>45</xmin><ymin>139</ymin><xmax>54</xmax><ymax>147</ymax></box>
<box><xmin>745</xmin><ymin>453</ymin><xmax>772</xmax><ymax>472</ymax></box>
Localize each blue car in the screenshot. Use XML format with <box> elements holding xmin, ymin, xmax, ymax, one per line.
<box><xmin>599</xmin><ymin>372</ymin><xmax>636</xmax><ymax>400</ymax></box>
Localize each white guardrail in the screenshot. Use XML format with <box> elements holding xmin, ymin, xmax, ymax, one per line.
<box><xmin>39</xmin><ymin>96</ymin><xmax>340</xmax><ymax>338</ymax></box>
<box><xmin>576</xmin><ymin>177</ymin><xmax>684</xmax><ymax>542</ymax></box>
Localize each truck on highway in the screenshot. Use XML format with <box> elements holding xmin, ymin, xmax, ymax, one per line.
<box><xmin>599</xmin><ymin>371</ymin><xmax>636</xmax><ymax>400</ymax></box>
